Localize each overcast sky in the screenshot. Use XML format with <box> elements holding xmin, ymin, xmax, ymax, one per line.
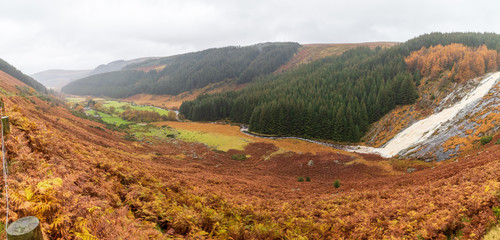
<box><xmin>1</xmin><ymin>0</ymin><xmax>499</xmax><ymax>74</ymax></box>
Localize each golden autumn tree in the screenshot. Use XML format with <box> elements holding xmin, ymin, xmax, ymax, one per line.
<box><xmin>405</xmin><ymin>43</ymin><xmax>497</xmax><ymax>82</ymax></box>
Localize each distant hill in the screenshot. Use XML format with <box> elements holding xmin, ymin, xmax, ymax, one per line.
<box><xmin>89</xmin><ymin>57</ymin><xmax>159</xmax><ymax>75</ymax></box>
<box><xmin>62</xmin><ymin>42</ymin><xmax>301</xmax><ymax>98</ymax></box>
<box><xmin>32</xmin><ymin>57</ymin><xmax>158</xmax><ymax>90</ymax></box>
<box><xmin>31</xmin><ymin>69</ymin><xmax>92</xmax><ymax>90</ymax></box>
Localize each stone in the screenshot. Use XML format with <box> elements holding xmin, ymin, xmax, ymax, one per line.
<box><xmin>406</xmin><ymin>167</ymin><xmax>416</xmax><ymax>173</ymax></box>
<box><xmin>307</xmin><ymin>160</ymin><xmax>314</xmax><ymax>166</ymax></box>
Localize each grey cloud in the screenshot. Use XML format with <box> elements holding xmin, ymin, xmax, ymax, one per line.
<box><xmin>0</xmin><ymin>0</ymin><xmax>499</xmax><ymax>74</ymax></box>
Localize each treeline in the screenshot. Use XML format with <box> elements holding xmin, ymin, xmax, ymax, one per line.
<box><xmin>180</xmin><ymin>32</ymin><xmax>500</xmax><ymax>142</ymax></box>
<box><xmin>181</xmin><ymin>47</ymin><xmax>419</xmax><ymax>142</ymax></box>
<box><xmin>0</xmin><ymin>58</ymin><xmax>47</xmax><ymax>93</ymax></box>
<box><xmin>402</xmin><ymin>32</ymin><xmax>500</xmax><ymax>53</ymax></box>
<box><xmin>405</xmin><ymin>43</ymin><xmax>498</xmax><ymax>82</ymax></box>
<box><xmin>62</xmin><ymin>43</ymin><xmax>300</xmax><ymax>98</ymax></box>
<box><xmin>62</xmin><ymin>70</ymin><xmax>146</xmax><ymax>98</ymax></box>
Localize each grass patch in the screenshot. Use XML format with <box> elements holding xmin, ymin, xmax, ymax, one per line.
<box><xmin>102</xmin><ymin>100</ymin><xmax>171</xmax><ymax>116</ymax></box>
<box><xmin>132</xmin><ymin>105</ymin><xmax>170</xmax><ymax>115</ymax></box>
<box><xmin>297</xmin><ymin>177</ymin><xmax>304</xmax><ymax>182</ymax></box>
<box><xmin>231</xmin><ymin>154</ymin><xmax>247</xmax><ymax>161</ymax></box>
<box><xmin>65</xmin><ymin>97</ymin><xmax>86</xmax><ymax>103</ymax></box>
<box><xmin>128</xmin><ymin>124</ymin><xmax>177</xmax><ymax>142</ymax></box>
<box><xmin>101</xmin><ymin>100</ymin><xmax>129</xmax><ymax>110</ymax></box>
<box><xmin>175</xmin><ymin>129</ymin><xmax>248</xmax><ymax>152</ymax></box>
<box><xmin>86</xmin><ymin>110</ymin><xmax>132</xmax><ymax>125</ymax></box>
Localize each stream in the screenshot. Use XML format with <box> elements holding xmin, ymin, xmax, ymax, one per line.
<box><xmin>240</xmin><ymin>71</ymin><xmax>500</xmax><ymax>158</ymax></box>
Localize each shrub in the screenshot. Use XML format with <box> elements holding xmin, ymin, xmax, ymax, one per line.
<box><xmin>122</xmin><ymin>134</ymin><xmax>137</xmax><ymax>141</ymax></box>
<box><xmin>305</xmin><ymin>176</ymin><xmax>311</xmax><ymax>182</ymax></box>
<box><xmin>481</xmin><ymin>135</ymin><xmax>493</xmax><ymax>145</ymax></box>
<box><xmin>496</xmin><ymin>139</ymin><xmax>500</xmax><ymax>145</ymax></box>
<box><xmin>334</xmin><ymin>180</ymin><xmax>341</xmax><ymax>188</ymax></box>
<box><xmin>231</xmin><ymin>154</ymin><xmax>247</xmax><ymax>161</ymax></box>
<box><xmin>297</xmin><ymin>177</ymin><xmax>304</xmax><ymax>182</ymax></box>
<box><xmin>493</xmin><ymin>206</ymin><xmax>500</xmax><ymax>219</ymax></box>
<box><xmin>166</xmin><ymin>133</ymin><xmax>176</xmax><ymax>138</ymax></box>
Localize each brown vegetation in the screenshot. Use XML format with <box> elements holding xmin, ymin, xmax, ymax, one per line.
<box><xmin>276</xmin><ymin>42</ymin><xmax>398</xmax><ymax>72</ymax></box>
<box><xmin>0</xmin><ymin>69</ymin><xmax>500</xmax><ymax>239</ymax></box>
<box><xmin>159</xmin><ymin>121</ymin><xmax>353</xmax><ymax>155</ymax></box>
<box><xmin>0</xmin><ymin>70</ymin><xmax>28</xmax><ymax>92</ymax></box>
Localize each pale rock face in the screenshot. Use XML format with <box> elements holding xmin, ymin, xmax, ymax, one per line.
<box><xmin>378</xmin><ymin>72</ymin><xmax>500</xmax><ymax>157</ymax></box>
<box><xmin>345</xmin><ymin>72</ymin><xmax>500</xmax><ymax>159</ymax></box>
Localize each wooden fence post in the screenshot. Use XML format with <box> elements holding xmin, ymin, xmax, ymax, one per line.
<box><xmin>1</xmin><ymin>116</ymin><xmax>9</xmax><ymax>136</ymax></box>
<box><xmin>6</xmin><ymin>216</ymin><xmax>43</xmax><ymax>240</ymax></box>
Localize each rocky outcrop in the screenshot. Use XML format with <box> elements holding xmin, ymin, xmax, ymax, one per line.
<box><xmin>364</xmin><ymin>72</ymin><xmax>500</xmax><ymax>161</ymax></box>
<box><xmin>402</xmin><ymin>79</ymin><xmax>500</xmax><ymax>161</ymax></box>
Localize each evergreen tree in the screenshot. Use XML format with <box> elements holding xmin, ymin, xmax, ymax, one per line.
<box><xmin>180</xmin><ymin>32</ymin><xmax>500</xmax><ymax>142</ymax></box>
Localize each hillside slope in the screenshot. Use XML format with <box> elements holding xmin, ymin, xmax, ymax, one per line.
<box><xmin>276</xmin><ymin>42</ymin><xmax>398</xmax><ymax>72</ymax></box>
<box><xmin>62</xmin><ymin>42</ymin><xmax>301</xmax><ymax>98</ymax></box>
<box><xmin>2</xmin><ymin>58</ymin><xmax>500</xmax><ymax>239</ymax></box>
<box><xmin>180</xmin><ymin>32</ymin><xmax>500</xmax><ymax>146</ymax></box>
<box><xmin>120</xmin><ymin>42</ymin><xmax>396</xmax><ymax>110</ymax></box>
<box><xmin>0</xmin><ymin>58</ymin><xmax>46</xmax><ymax>93</ymax></box>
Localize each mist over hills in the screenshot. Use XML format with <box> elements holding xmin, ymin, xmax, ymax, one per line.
<box><xmin>31</xmin><ymin>69</ymin><xmax>92</xmax><ymax>90</ymax></box>
<box><xmin>31</xmin><ymin>57</ymin><xmax>158</xmax><ymax>90</ymax></box>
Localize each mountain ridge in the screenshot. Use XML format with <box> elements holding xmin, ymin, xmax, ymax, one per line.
<box><xmin>0</xmin><ymin>54</ymin><xmax>500</xmax><ymax>238</ymax></box>
<box><xmin>62</xmin><ymin>42</ymin><xmax>302</xmax><ymax>97</ymax></box>
<box><xmin>66</xmin><ymin>42</ymin><xmax>396</xmax><ymax>109</ymax></box>
<box><xmin>31</xmin><ymin>57</ymin><xmax>158</xmax><ymax>90</ymax></box>
<box><xmin>180</xmin><ymin>33</ymin><xmax>500</xmax><ymax>149</ymax></box>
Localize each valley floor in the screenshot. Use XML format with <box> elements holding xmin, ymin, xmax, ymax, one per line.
<box><xmin>0</xmin><ymin>92</ymin><xmax>499</xmax><ymax>239</ymax></box>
